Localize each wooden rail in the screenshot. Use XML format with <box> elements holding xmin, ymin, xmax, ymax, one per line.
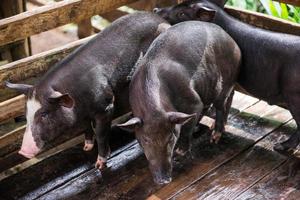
<box><xmin>275</xmin><ymin>0</ymin><xmax>300</xmax><ymax>6</ymax></box>
<box><xmin>0</xmin><ymin>35</ymin><xmax>94</xmax><ymax>88</ymax></box>
<box><xmin>1</xmin><ymin>5</ymin><xmax>300</xmax><ymax>124</ymax></box>
<box><xmin>0</xmin><ymin>0</ymin><xmax>138</xmax><ymax>46</ymax></box>
<box><xmin>225</xmin><ymin>6</ymin><xmax>300</xmax><ymax>36</ymax></box>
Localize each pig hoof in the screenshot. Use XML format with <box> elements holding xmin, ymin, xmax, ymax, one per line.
<box><xmin>175</xmin><ymin>148</ymin><xmax>188</xmax><ymax>156</ymax></box>
<box><xmin>210</xmin><ymin>131</ymin><xmax>222</xmax><ymax>144</ymax></box>
<box><xmin>83</xmin><ymin>140</ymin><xmax>94</xmax><ymax>151</ymax></box>
<box><xmin>209</xmin><ymin>122</ymin><xmax>215</xmax><ymax>131</ymax></box>
<box><xmin>95</xmin><ymin>156</ymin><xmax>107</xmax><ymax>170</ymax></box>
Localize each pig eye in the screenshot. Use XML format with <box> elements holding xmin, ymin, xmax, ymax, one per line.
<box><xmin>178</xmin><ymin>12</ymin><xmax>185</xmax><ymax>17</ymax></box>
<box><xmin>40</xmin><ymin>112</ymin><xmax>48</xmax><ymax>118</ymax></box>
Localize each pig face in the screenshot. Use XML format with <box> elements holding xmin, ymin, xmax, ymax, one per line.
<box><xmin>118</xmin><ymin>112</ymin><xmax>195</xmax><ymax>184</ymax></box>
<box><xmin>153</xmin><ymin>0</ymin><xmax>218</xmax><ymax>25</ymax></box>
<box><xmin>6</xmin><ymin>82</ymin><xmax>76</xmax><ymax>158</ymax></box>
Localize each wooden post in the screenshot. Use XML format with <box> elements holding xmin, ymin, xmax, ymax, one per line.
<box><xmin>0</xmin><ymin>0</ymin><xmax>31</xmax><ymax>63</ymax></box>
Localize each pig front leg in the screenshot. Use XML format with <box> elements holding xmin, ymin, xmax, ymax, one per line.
<box><xmin>175</xmin><ymin>116</ymin><xmax>200</xmax><ymax>157</ymax></box>
<box><xmin>94</xmin><ymin>115</ymin><xmax>112</xmax><ymax>170</ymax></box>
<box><xmin>211</xmin><ymin>90</ymin><xmax>234</xmax><ymax>144</ymax></box>
<box><xmin>83</xmin><ymin>124</ymin><xmax>95</xmax><ymax>151</ymax></box>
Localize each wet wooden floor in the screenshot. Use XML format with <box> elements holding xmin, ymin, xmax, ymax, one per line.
<box><xmin>1</xmin><ymin>92</ymin><xmax>300</xmax><ymax>200</ymax></box>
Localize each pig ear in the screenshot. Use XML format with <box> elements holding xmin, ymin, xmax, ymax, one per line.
<box><xmin>116</xmin><ymin>117</ymin><xmax>142</xmax><ymax>131</ymax></box>
<box><xmin>49</xmin><ymin>91</ymin><xmax>74</xmax><ymax>108</ymax></box>
<box><xmin>191</xmin><ymin>4</ymin><xmax>216</xmax><ymax>22</ymax></box>
<box><xmin>168</xmin><ymin>112</ymin><xmax>196</xmax><ymax>125</ymax></box>
<box><xmin>5</xmin><ymin>81</ymin><xmax>33</xmax><ymax>95</ymax></box>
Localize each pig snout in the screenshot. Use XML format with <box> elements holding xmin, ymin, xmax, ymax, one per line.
<box><xmin>149</xmin><ymin>162</ymin><xmax>173</xmax><ymax>185</ymax></box>
<box><xmin>18</xmin><ymin>129</ymin><xmax>41</xmax><ymax>159</ymax></box>
<box><xmin>152</xmin><ymin>169</ymin><xmax>172</xmax><ymax>185</ymax></box>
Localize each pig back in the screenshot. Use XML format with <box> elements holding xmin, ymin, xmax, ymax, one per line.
<box><xmin>39</xmin><ymin>12</ymin><xmax>168</xmax><ymax>116</ymax></box>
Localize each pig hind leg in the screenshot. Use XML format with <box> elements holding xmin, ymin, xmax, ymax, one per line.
<box><xmin>211</xmin><ymin>89</ymin><xmax>234</xmax><ymax>144</ymax></box>
<box><xmin>274</xmin><ymin>93</ymin><xmax>300</xmax><ymax>151</ymax></box>
<box><xmin>94</xmin><ymin>115</ymin><xmax>112</xmax><ymax>170</ymax></box>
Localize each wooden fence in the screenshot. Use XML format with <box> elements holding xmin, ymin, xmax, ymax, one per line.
<box><xmin>0</xmin><ymin>0</ymin><xmax>300</xmax><ymax>181</ymax></box>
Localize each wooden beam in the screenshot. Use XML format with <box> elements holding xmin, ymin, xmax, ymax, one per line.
<box><xmin>0</xmin><ymin>0</ymin><xmax>138</xmax><ymax>46</ymax></box>
<box><xmin>0</xmin><ymin>95</ymin><xmax>25</xmax><ymax>123</ymax></box>
<box><xmin>0</xmin><ymin>35</ymin><xmax>94</xmax><ymax>88</ymax></box>
<box><xmin>274</xmin><ymin>0</ymin><xmax>300</xmax><ymax>6</ymax></box>
<box><xmin>2</xmin><ymin>6</ymin><xmax>300</xmax><ymax>89</ymax></box>
<box><xmin>225</xmin><ymin>6</ymin><xmax>300</xmax><ymax>36</ymax></box>
<box><xmin>0</xmin><ymin>0</ymin><xmax>31</xmax><ymax>61</ymax></box>
<box><xmin>0</xmin><ymin>112</ymin><xmax>132</xmax><ymax>167</ymax></box>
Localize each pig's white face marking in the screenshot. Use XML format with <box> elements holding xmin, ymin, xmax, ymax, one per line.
<box><xmin>26</xmin><ymin>92</ymin><xmax>42</xmax><ymax>127</ymax></box>
<box><xmin>19</xmin><ymin>91</ymin><xmax>42</xmax><ymax>158</ymax></box>
<box><xmin>157</xmin><ymin>23</ymin><xmax>171</xmax><ymax>34</ymax></box>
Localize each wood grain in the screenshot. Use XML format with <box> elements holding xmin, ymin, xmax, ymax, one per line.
<box><xmin>0</xmin><ymin>0</ymin><xmax>138</xmax><ymax>46</ymax></box>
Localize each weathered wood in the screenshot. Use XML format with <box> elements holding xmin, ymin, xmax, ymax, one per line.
<box><xmin>275</xmin><ymin>0</ymin><xmax>300</xmax><ymax>6</ymax></box>
<box><xmin>0</xmin><ymin>125</ymin><xmax>25</xmax><ymax>157</ymax></box>
<box><xmin>0</xmin><ymin>35</ymin><xmax>94</xmax><ymax>89</ymax></box>
<box><xmin>0</xmin><ymin>0</ymin><xmax>30</xmax><ymax>61</ymax></box>
<box><xmin>34</xmin><ymin>93</ymin><xmax>265</xmax><ymax>199</ymax></box>
<box><xmin>172</xmin><ymin>121</ymin><xmax>295</xmax><ymax>200</ymax></box>
<box><xmin>123</xmin><ymin>103</ymin><xmax>292</xmax><ymax>200</ymax></box>
<box><xmin>101</xmin><ymin>10</ymin><xmax>128</xmax><ymax>22</ymax></box>
<box><xmin>225</xmin><ymin>6</ymin><xmax>300</xmax><ymax>36</ymax></box>
<box><xmin>28</xmin><ymin>0</ymin><xmax>51</xmax><ymax>6</ymax></box>
<box><xmin>77</xmin><ymin>18</ymin><xmax>94</xmax><ymax>39</ymax></box>
<box><xmin>0</xmin><ymin>95</ymin><xmax>25</xmax><ymax>122</ymax></box>
<box><xmin>237</xmin><ymin>153</ymin><xmax>300</xmax><ymax>200</ymax></box>
<box><xmin>0</xmin><ymin>0</ymin><xmax>138</xmax><ymax>46</ymax></box>
<box><xmin>0</xmin><ymin>128</ymin><xmax>134</xmax><ymax>199</ymax></box>
<box><xmin>0</xmin><ymin>112</ymin><xmax>133</xmax><ymax>173</ymax></box>
<box><xmin>0</xmin><ymin>130</ymin><xmax>82</xmax><ymax>173</ymax></box>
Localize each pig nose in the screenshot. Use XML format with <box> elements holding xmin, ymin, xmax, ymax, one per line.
<box><xmin>153</xmin><ymin>8</ymin><xmax>160</xmax><ymax>13</ymax></box>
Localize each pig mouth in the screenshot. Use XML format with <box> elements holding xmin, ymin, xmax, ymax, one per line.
<box><xmin>18</xmin><ymin>141</ymin><xmax>41</xmax><ymax>159</ymax></box>
<box><xmin>18</xmin><ymin>150</ymin><xmax>37</xmax><ymax>159</ymax></box>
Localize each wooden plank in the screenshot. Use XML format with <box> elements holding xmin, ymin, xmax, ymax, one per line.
<box><xmin>0</xmin><ymin>130</ymin><xmax>82</xmax><ymax>173</ymax></box>
<box><xmin>126</xmin><ymin>104</ymin><xmax>292</xmax><ymax>200</ymax></box>
<box><xmin>0</xmin><ymin>0</ymin><xmax>30</xmax><ymax>62</ymax></box>
<box><xmin>35</xmin><ymin>94</ymin><xmax>264</xmax><ymax>199</ymax></box>
<box><xmin>0</xmin><ymin>112</ymin><xmax>133</xmax><ymax>173</ymax></box>
<box><xmin>0</xmin><ymin>35</ymin><xmax>93</xmax><ymax>88</ymax></box>
<box><xmin>0</xmin><ymin>0</ymin><xmax>138</xmax><ymax>46</ymax></box>
<box><xmin>0</xmin><ymin>128</ymin><xmax>134</xmax><ymax>199</ymax></box>
<box><xmin>0</xmin><ymin>95</ymin><xmax>25</xmax><ymax>122</ymax></box>
<box><xmin>225</xmin><ymin>6</ymin><xmax>300</xmax><ymax>36</ymax></box>
<box><xmin>172</xmin><ymin>121</ymin><xmax>296</xmax><ymax>200</ymax></box>
<box><xmin>0</xmin><ymin>125</ymin><xmax>25</xmax><ymax>157</ymax></box>
<box><xmin>275</xmin><ymin>0</ymin><xmax>300</xmax><ymax>6</ymax></box>
<box><xmin>237</xmin><ymin>154</ymin><xmax>300</xmax><ymax>200</ymax></box>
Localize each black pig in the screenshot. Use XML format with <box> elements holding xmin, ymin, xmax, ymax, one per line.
<box><xmin>118</xmin><ymin>21</ymin><xmax>241</xmax><ymax>184</ymax></box>
<box><xmin>6</xmin><ymin>12</ymin><xmax>169</xmax><ymax>169</ymax></box>
<box><xmin>154</xmin><ymin>0</ymin><xmax>300</xmax><ymax>151</ymax></box>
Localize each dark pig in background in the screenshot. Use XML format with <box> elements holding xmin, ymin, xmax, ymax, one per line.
<box><xmin>6</xmin><ymin>12</ymin><xmax>170</xmax><ymax>169</ymax></box>
<box><xmin>154</xmin><ymin>0</ymin><xmax>300</xmax><ymax>152</ymax></box>
<box><xmin>118</xmin><ymin>21</ymin><xmax>241</xmax><ymax>184</ymax></box>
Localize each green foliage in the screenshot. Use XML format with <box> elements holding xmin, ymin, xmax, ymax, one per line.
<box><xmin>226</xmin><ymin>0</ymin><xmax>300</xmax><ymax>23</ymax></box>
